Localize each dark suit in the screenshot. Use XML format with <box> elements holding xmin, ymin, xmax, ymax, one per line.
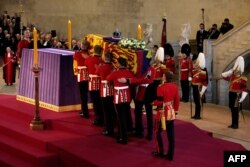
<box><xmin>196</xmin><ymin>30</ymin><xmax>208</xmax><ymax>53</ymax></box>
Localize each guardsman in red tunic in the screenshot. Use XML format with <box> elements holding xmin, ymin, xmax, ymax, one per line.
<box><xmin>190</xmin><ymin>52</ymin><xmax>208</xmax><ymax>119</ymax></box>
<box><xmin>152</xmin><ymin>71</ymin><xmax>180</xmax><ymax>161</ymax></box>
<box><xmin>163</xmin><ymin>43</ymin><xmax>176</xmax><ymax>74</ymax></box>
<box><xmin>106</xmin><ymin>57</ymin><xmax>135</xmax><ymax>144</ymax></box>
<box><xmin>144</xmin><ymin>47</ymin><xmax>166</xmax><ymax>140</ymax></box>
<box><xmin>16</xmin><ymin>30</ymin><xmax>30</xmax><ymax>65</ymax></box>
<box><xmin>221</xmin><ymin>56</ymin><xmax>248</xmax><ymax>129</ymax></box>
<box><xmin>96</xmin><ymin>51</ymin><xmax>115</xmax><ymax>136</ymax></box>
<box><xmin>85</xmin><ymin>45</ymin><xmax>102</xmax><ymax>126</ymax></box>
<box><xmin>179</xmin><ymin>43</ymin><xmax>192</xmax><ymax>102</ymax></box>
<box><xmin>118</xmin><ymin>66</ymin><xmax>156</xmax><ymax>138</ymax></box>
<box><xmin>73</xmin><ymin>40</ymin><xmax>90</xmax><ymax>118</ymax></box>
<box><xmin>2</xmin><ymin>47</ymin><xmax>16</xmax><ymax>85</ymax></box>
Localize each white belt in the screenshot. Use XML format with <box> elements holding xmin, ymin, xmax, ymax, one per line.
<box><xmin>101</xmin><ymin>80</ymin><xmax>108</xmax><ymax>84</ymax></box>
<box><xmin>89</xmin><ymin>74</ymin><xmax>99</xmax><ymax>78</ymax></box>
<box><xmin>181</xmin><ymin>69</ymin><xmax>188</xmax><ymax>71</ymax></box>
<box><xmin>114</xmin><ymin>86</ymin><xmax>129</xmax><ymax>90</ymax></box>
<box><xmin>78</xmin><ymin>66</ymin><xmax>87</xmax><ymax>69</ymax></box>
<box><xmin>140</xmin><ymin>84</ymin><xmax>149</xmax><ymax>87</ymax></box>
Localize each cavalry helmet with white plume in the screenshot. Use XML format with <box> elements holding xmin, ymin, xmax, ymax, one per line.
<box><xmin>194</xmin><ymin>52</ymin><xmax>206</xmax><ymax>69</ymax></box>
<box><xmin>154</xmin><ymin>47</ymin><xmax>164</xmax><ymax>63</ymax></box>
<box><xmin>233</xmin><ymin>56</ymin><xmax>244</xmax><ymax>74</ymax></box>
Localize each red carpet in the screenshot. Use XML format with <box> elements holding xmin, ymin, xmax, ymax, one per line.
<box><xmin>0</xmin><ymin>94</ymin><xmax>246</xmax><ymax>167</ymax></box>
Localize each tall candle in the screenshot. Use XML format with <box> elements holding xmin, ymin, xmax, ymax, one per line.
<box><xmin>33</xmin><ymin>27</ymin><xmax>38</xmax><ymax>66</ymax></box>
<box><xmin>137</xmin><ymin>24</ymin><xmax>142</xmax><ymax>40</ymax></box>
<box><xmin>68</xmin><ymin>20</ymin><xmax>72</xmax><ymax>50</ymax></box>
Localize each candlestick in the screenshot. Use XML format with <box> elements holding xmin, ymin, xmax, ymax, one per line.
<box><xmin>137</xmin><ymin>24</ymin><xmax>142</xmax><ymax>40</ymax></box>
<box><xmin>33</xmin><ymin>27</ymin><xmax>38</xmax><ymax>66</ymax></box>
<box><xmin>68</xmin><ymin>20</ymin><xmax>72</xmax><ymax>50</ymax></box>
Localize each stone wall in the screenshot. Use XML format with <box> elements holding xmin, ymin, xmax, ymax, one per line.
<box><xmin>1</xmin><ymin>0</ymin><xmax>250</xmax><ymax>45</ymax></box>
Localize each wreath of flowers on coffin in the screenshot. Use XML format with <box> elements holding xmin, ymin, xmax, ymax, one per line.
<box><xmin>118</xmin><ymin>38</ymin><xmax>146</xmax><ymax>50</ymax></box>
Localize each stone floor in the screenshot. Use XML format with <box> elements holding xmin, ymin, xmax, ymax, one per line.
<box><xmin>0</xmin><ymin>67</ymin><xmax>249</xmax><ymax>150</ymax></box>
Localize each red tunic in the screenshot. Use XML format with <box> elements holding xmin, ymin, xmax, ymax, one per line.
<box><xmin>16</xmin><ymin>39</ymin><xmax>29</xmax><ymax>63</ymax></box>
<box><xmin>85</xmin><ymin>55</ymin><xmax>102</xmax><ymax>91</ymax></box>
<box><xmin>2</xmin><ymin>52</ymin><xmax>16</xmax><ymax>84</ymax></box>
<box><xmin>223</xmin><ymin>74</ymin><xmax>248</xmax><ymax>93</ymax></box>
<box><xmin>191</xmin><ymin>68</ymin><xmax>208</xmax><ymax>87</ymax></box>
<box><xmin>165</xmin><ymin>57</ymin><xmax>176</xmax><ymax>73</ymax></box>
<box><xmin>73</xmin><ymin>51</ymin><xmax>85</xmax><ymax>66</ymax></box>
<box><xmin>180</xmin><ymin>58</ymin><xmax>192</xmax><ymax>80</ymax></box>
<box><xmin>85</xmin><ymin>55</ymin><xmax>101</xmax><ymax>75</ymax></box>
<box><xmin>152</xmin><ymin>64</ymin><xmax>166</xmax><ymax>80</ymax></box>
<box><xmin>96</xmin><ymin>63</ymin><xmax>114</xmax><ymax>80</ymax></box>
<box><xmin>129</xmin><ymin>66</ymin><xmax>156</xmax><ymax>101</ymax></box>
<box><xmin>96</xmin><ymin>63</ymin><xmax>114</xmax><ymax>97</ymax></box>
<box><xmin>106</xmin><ymin>68</ymin><xmax>135</xmax><ymax>104</ymax></box>
<box><xmin>153</xmin><ymin>83</ymin><xmax>180</xmax><ymax>120</ymax></box>
<box><xmin>73</xmin><ymin>51</ymin><xmax>88</xmax><ymax>82</ymax></box>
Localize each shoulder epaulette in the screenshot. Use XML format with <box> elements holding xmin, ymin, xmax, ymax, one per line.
<box><xmin>241</xmin><ymin>76</ymin><xmax>248</xmax><ymax>81</ymax></box>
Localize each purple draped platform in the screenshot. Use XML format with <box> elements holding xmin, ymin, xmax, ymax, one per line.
<box><xmin>17</xmin><ymin>48</ymin><xmax>81</xmax><ymax>112</ymax></box>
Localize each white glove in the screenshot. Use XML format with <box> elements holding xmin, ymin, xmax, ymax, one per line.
<box><xmin>188</xmin><ymin>77</ymin><xmax>192</xmax><ymax>81</ymax></box>
<box><xmin>239</xmin><ymin>92</ymin><xmax>248</xmax><ymax>103</ymax></box>
<box><xmin>200</xmin><ymin>86</ymin><xmax>207</xmax><ymax>97</ymax></box>
<box><xmin>221</xmin><ymin>69</ymin><xmax>233</xmax><ymax>78</ymax></box>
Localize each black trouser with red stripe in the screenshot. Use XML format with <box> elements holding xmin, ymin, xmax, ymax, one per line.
<box><xmin>144</xmin><ymin>80</ymin><xmax>161</xmax><ymax>138</ymax></box>
<box><xmin>134</xmin><ymin>100</ymin><xmax>144</xmax><ymax>134</ymax></box>
<box><xmin>192</xmin><ymin>85</ymin><xmax>201</xmax><ymax>118</ymax></box>
<box><xmin>115</xmin><ymin>102</ymin><xmax>132</xmax><ymax>142</ymax></box>
<box><xmin>156</xmin><ymin>120</ymin><xmax>174</xmax><ymax>159</ymax></box>
<box><xmin>229</xmin><ymin>92</ymin><xmax>239</xmax><ymax>127</ymax></box>
<box><xmin>101</xmin><ymin>96</ymin><xmax>116</xmax><ymax>134</ymax></box>
<box><xmin>78</xmin><ymin>81</ymin><xmax>89</xmax><ymax>116</ymax></box>
<box><xmin>90</xmin><ymin>90</ymin><xmax>103</xmax><ymax>125</ymax></box>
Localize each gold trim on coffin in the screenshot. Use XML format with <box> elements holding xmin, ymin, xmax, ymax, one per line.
<box><xmin>16</xmin><ymin>95</ymin><xmax>93</xmax><ymax>112</ymax></box>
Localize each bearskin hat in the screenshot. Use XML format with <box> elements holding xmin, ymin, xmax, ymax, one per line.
<box><xmin>163</xmin><ymin>43</ymin><xmax>174</xmax><ymax>57</ymax></box>
<box><xmin>233</xmin><ymin>56</ymin><xmax>244</xmax><ymax>74</ymax></box>
<box><xmin>155</xmin><ymin>47</ymin><xmax>164</xmax><ymax>63</ymax></box>
<box><xmin>181</xmin><ymin>43</ymin><xmax>191</xmax><ymax>56</ymax></box>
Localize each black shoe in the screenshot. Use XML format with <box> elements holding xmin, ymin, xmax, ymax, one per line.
<box><xmin>228</xmin><ymin>125</ymin><xmax>238</xmax><ymax>129</ymax></box>
<box><xmin>152</xmin><ymin>151</ymin><xmax>164</xmax><ymax>158</ymax></box>
<box><xmin>146</xmin><ymin>134</ymin><xmax>153</xmax><ymax>141</ymax></box>
<box><xmin>165</xmin><ymin>154</ymin><xmax>173</xmax><ymax>161</ymax></box>
<box><xmin>103</xmin><ymin>131</ymin><xmax>114</xmax><ymax>137</ymax></box>
<box><xmin>191</xmin><ymin>115</ymin><xmax>201</xmax><ymax>120</ymax></box>
<box><xmin>79</xmin><ymin>112</ymin><xmax>89</xmax><ymax>118</ymax></box>
<box><xmin>191</xmin><ymin>116</ymin><xmax>196</xmax><ymax>119</ymax></box>
<box><xmin>132</xmin><ymin>131</ymin><xmax>144</xmax><ymax>138</ymax></box>
<box><xmin>93</xmin><ymin>120</ymin><xmax>103</xmax><ymax>126</ymax></box>
<box><xmin>116</xmin><ymin>138</ymin><xmax>127</xmax><ymax>145</ymax></box>
<box><xmin>194</xmin><ymin>116</ymin><xmax>201</xmax><ymax>120</ymax></box>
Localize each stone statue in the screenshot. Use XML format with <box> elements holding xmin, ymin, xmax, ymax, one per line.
<box><xmin>179</xmin><ymin>23</ymin><xmax>191</xmax><ymax>46</ymax></box>
<box><xmin>143</xmin><ymin>23</ymin><xmax>153</xmax><ymax>47</ymax></box>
